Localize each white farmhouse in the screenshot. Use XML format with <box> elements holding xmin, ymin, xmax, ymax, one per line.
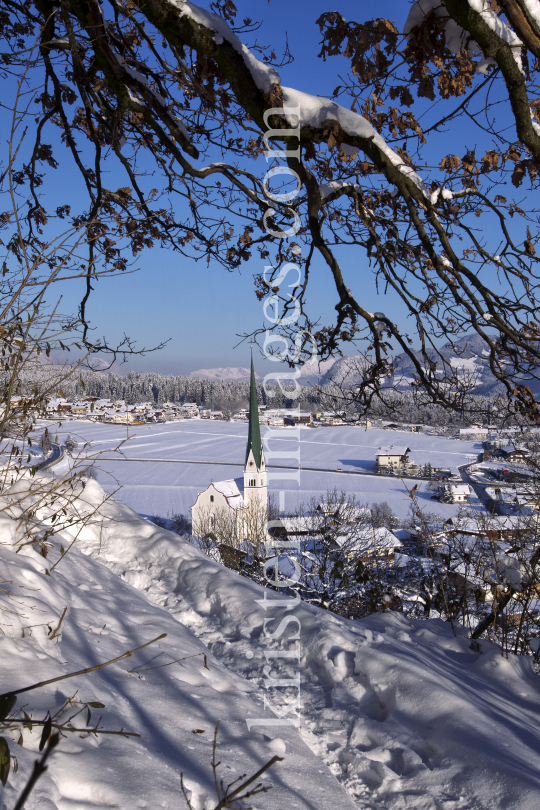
<box><xmin>376</xmin><ymin>445</ymin><xmax>412</xmax><ymax>470</ymax></box>
<box><xmin>191</xmin><ymin>357</ymin><xmax>267</xmax><ymax>538</ymax></box>
<box><xmin>442</xmin><ymin>483</ymin><xmax>472</xmax><ymax>503</ymax></box>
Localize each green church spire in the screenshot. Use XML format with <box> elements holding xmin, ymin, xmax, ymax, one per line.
<box><xmin>246</xmin><ymin>353</ymin><xmax>263</xmax><ymax>469</ymax></box>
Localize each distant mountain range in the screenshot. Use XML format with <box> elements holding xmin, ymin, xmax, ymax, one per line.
<box><xmin>320</xmin><ymin>333</ymin><xmax>539</xmax><ymax>396</ymax></box>
<box><xmin>188</xmin><ymin>366</ymin><xmax>261</xmax><ymax>381</ymax></box>
<box><xmin>391</xmin><ymin>333</ymin><xmax>502</xmax><ymax>395</ymax></box>
<box><xmin>189</xmin><ymin>356</ymin><xmax>338</xmax><ymax>385</ymax></box>
<box><xmin>294</xmin><ymin>356</ymin><xmax>338</xmax><ymax>386</ymax></box>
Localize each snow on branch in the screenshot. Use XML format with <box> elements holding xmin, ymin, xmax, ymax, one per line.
<box><xmin>319</xmin><ymin>180</ymin><xmax>362</xmax><ymax>200</ymax></box>
<box><xmin>522</xmin><ymin>0</ymin><xmax>540</xmax><ymax>27</ymax></box>
<box><xmin>169</xmin><ymin>0</ymin><xmax>281</xmax><ymax>92</ymax></box>
<box><xmin>160</xmin><ymin>1</ymin><xmax>427</xmax><ymax>193</ymax></box>
<box><xmin>405</xmin><ymin>0</ymin><xmax>522</xmax><ymax>73</ymax></box>
<box><xmin>281</xmin><ymin>87</ymin><xmax>427</xmax><ymax>193</ymax></box>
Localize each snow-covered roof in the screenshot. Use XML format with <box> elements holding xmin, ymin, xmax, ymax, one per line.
<box><xmin>192</xmin><ymin>480</ymin><xmax>246</xmax><ymax>511</ymax></box>
<box><xmin>437</xmin><ymin>515</ymin><xmax>535</xmax><ymax>535</ymax></box>
<box><xmin>377</xmin><ymin>446</ymin><xmax>411</xmax><ymax>456</ymax></box>
<box><xmin>275</xmin><ymin>516</ymin><xmax>316</xmax><ymax>534</ymax></box>
<box><xmin>212</xmin><ymin>479</ymin><xmax>242</xmax><ymax>499</ymax></box>
<box><xmin>447</xmin><ymin>484</ymin><xmax>472</xmax><ymax>495</ymax></box>
<box><xmin>336</xmin><ymin>527</ymin><xmax>402</xmax><ymax>552</ymax></box>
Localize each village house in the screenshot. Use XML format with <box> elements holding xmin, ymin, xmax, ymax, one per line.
<box><xmin>71</xmin><ymin>403</ymin><xmax>89</xmax><ymax>416</ymax></box>
<box><xmin>261</xmin><ymin>410</ymin><xmax>285</xmax><ymax>426</ymax></box>
<box><xmin>181</xmin><ymin>403</ymin><xmax>200</xmax><ymax>417</ymax></box>
<box><xmin>319</xmin><ymin>411</ymin><xmax>347</xmax><ymax>424</ymax></box>
<box><xmin>501</xmin><ymin>446</ymin><xmax>529</xmax><ymax>463</ymax></box>
<box><xmin>514</xmin><ymin>493</ymin><xmax>540</xmax><ymax>512</ymax></box>
<box><xmin>459</xmin><ymin>427</ymin><xmax>488</xmax><ymax>440</ymax></box>
<box><xmin>440</xmin><ymin>482</ymin><xmax>473</xmax><ymax>503</ymax></box>
<box><xmin>485</xmin><ymin>485</ymin><xmax>540</xmax><ymax>514</ymax></box>
<box><xmin>412</xmin><ymin>515</ymin><xmax>535</xmax><ymax>547</ymax></box>
<box><xmin>284</xmin><ymin>412</ymin><xmax>312</xmax><ymax>426</ymax></box>
<box><xmin>268</xmin><ymin>505</ymin><xmax>402</xmax><ymax>566</ymax></box>
<box><xmin>111</xmin><ymin>410</ymin><xmax>144</xmax><ymax>424</ymax></box>
<box><xmin>376</xmin><ymin>445</ymin><xmax>412</xmax><ymax>471</ymax></box>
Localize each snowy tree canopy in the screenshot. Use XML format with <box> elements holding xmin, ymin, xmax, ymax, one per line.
<box><xmin>3</xmin><ymin>1</ymin><xmax>540</xmax><ymax>418</ymax></box>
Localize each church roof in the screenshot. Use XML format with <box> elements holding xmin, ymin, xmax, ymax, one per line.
<box><xmin>213</xmin><ymin>479</ymin><xmax>242</xmax><ymax>499</ymax></box>
<box><xmin>246</xmin><ymin>355</ymin><xmax>263</xmax><ymax>469</ymax></box>
<box><xmin>191</xmin><ymin>479</ymin><xmax>246</xmax><ymax>510</ymax></box>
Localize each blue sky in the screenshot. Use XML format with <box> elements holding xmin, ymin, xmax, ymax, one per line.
<box><xmin>38</xmin><ymin>0</ymin><xmax>516</xmax><ymax>376</ymax></box>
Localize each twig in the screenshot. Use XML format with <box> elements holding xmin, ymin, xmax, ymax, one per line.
<box><xmin>404</xmin><ymin>480</ymin><xmax>457</xmax><ymax>636</ymax></box>
<box><xmin>12</xmin><ymin>733</ymin><xmax>59</xmax><ymax>810</ymax></box>
<box><xmin>215</xmin><ymin>755</ymin><xmax>283</xmax><ymax>808</ymax></box>
<box><xmin>128</xmin><ymin>652</ymin><xmax>208</xmax><ymax>674</ymax></box>
<box><xmin>182</xmin><ymin>722</ymin><xmax>282</xmax><ymax>810</ymax></box>
<box><xmin>180</xmin><ymin>773</ymin><xmax>194</xmax><ymax>810</ymax></box>
<box><xmin>0</xmin><ymin>634</ymin><xmax>167</xmax><ymax>700</ymax></box>
<box><xmin>48</xmin><ymin>606</ymin><xmax>67</xmax><ymax>640</ymax></box>
<box><xmin>6</xmin><ymin>718</ymin><xmax>140</xmax><ymax>737</ymax></box>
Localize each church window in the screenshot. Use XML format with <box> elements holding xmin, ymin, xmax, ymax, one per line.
<box><xmin>210</xmin><ymin>495</ymin><xmax>214</xmax><ymax>502</ymax></box>
<box><xmin>249</xmin><ymin>478</ymin><xmax>256</xmax><ymax>486</ymax></box>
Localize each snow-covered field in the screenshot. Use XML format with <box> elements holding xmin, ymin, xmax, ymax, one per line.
<box><xmin>1</xmin><ymin>476</ymin><xmax>539</xmax><ymax>810</ymax></box>
<box><xmin>48</xmin><ymin>421</ymin><xmax>485</xmax><ymax>521</ymax></box>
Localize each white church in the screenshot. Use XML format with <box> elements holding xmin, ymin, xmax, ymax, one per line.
<box><xmin>191</xmin><ymin>357</ymin><xmax>267</xmax><ymax>540</ymax></box>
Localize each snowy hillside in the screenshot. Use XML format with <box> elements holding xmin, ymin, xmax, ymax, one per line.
<box><xmin>1</xmin><ymin>474</ymin><xmax>540</xmax><ymax>810</ymax></box>
<box><xmin>295</xmin><ymin>356</ymin><xmax>338</xmax><ymax>386</ymax></box>
<box><xmin>0</xmin><ymin>477</ymin><xmax>354</xmax><ymax>810</ymax></box>
<box><xmin>391</xmin><ymin>334</ymin><xmax>503</xmax><ymax>395</ymax></box>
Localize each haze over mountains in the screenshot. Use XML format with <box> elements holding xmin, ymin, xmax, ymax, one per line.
<box><xmin>33</xmin><ymin>352</ymin><xmax>126</xmax><ymax>375</ymax></box>
<box><xmin>34</xmin><ymin>333</ymin><xmax>539</xmax><ymax>396</ymax></box>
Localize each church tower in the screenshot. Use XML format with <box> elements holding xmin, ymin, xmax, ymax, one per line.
<box><xmin>244</xmin><ymin>355</ymin><xmax>267</xmax><ymax>513</ymax></box>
